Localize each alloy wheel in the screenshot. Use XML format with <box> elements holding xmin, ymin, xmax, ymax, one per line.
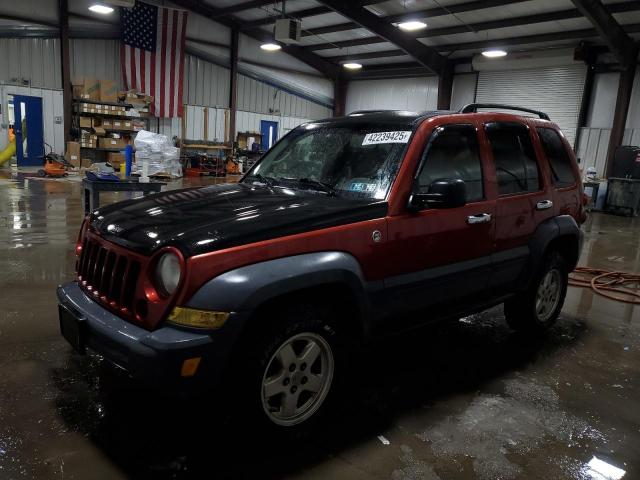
<box><xmin>536</xmin><ymin>269</ymin><xmax>562</xmax><ymax>322</ymax></box>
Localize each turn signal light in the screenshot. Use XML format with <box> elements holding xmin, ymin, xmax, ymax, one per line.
<box><xmin>167</xmin><ymin>307</ymin><xmax>230</xmax><ymax>329</ymax></box>
<box><xmin>181</xmin><ymin>357</ymin><xmax>202</xmax><ymax>377</ymax></box>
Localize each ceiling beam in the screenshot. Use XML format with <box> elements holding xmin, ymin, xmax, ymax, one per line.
<box><xmin>318</xmin><ymin>0</ymin><xmax>446</xmax><ymax>74</ymax></box>
<box><xmin>171</xmin><ymin>0</ymin><xmax>341</xmax><ymax>78</ymax></box>
<box><xmin>208</xmin><ymin>0</ymin><xmax>275</xmax><ymax>18</ymax></box>
<box><xmin>240</xmin><ymin>6</ymin><xmax>331</xmax><ymax>29</ymax></box>
<box><xmin>328</xmin><ymin>49</ymin><xmax>405</xmax><ymax>62</ymax></box>
<box><xmin>307</xmin><ymin>37</ymin><xmax>387</xmax><ymax>51</ymax></box>
<box><xmin>570</xmin><ymin>0</ymin><xmax>638</xmax><ymax>64</ymax></box>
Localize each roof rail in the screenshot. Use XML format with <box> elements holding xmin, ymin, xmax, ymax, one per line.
<box><xmin>459</xmin><ymin>103</ymin><xmax>550</xmax><ymax>121</ymax></box>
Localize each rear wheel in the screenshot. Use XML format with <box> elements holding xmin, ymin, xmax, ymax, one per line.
<box><xmin>505</xmin><ymin>251</ymin><xmax>568</xmax><ymax>334</ymax></box>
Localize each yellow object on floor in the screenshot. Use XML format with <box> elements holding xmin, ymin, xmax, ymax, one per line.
<box><xmin>0</xmin><ymin>140</ymin><xmax>16</xmax><ymax>166</ymax></box>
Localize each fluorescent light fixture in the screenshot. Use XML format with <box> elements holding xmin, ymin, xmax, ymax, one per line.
<box><xmin>343</xmin><ymin>63</ymin><xmax>363</xmax><ymax>70</ymax></box>
<box><xmin>89</xmin><ymin>4</ymin><xmax>114</xmax><ymax>14</ymax></box>
<box><xmin>584</xmin><ymin>456</ymin><xmax>625</xmax><ymax>480</ymax></box>
<box><xmin>260</xmin><ymin>43</ymin><xmax>282</xmax><ymax>51</ymax></box>
<box><xmin>482</xmin><ymin>49</ymin><xmax>507</xmax><ymax>58</ymax></box>
<box><xmin>398</xmin><ymin>21</ymin><xmax>427</xmax><ymax>31</ymax></box>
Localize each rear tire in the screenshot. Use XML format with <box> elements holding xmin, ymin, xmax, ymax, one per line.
<box><xmin>505</xmin><ymin>251</ymin><xmax>568</xmax><ymax>334</ymax></box>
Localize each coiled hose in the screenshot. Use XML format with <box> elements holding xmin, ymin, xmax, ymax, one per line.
<box><xmin>569</xmin><ymin>267</ymin><xmax>640</xmax><ymax>304</ymax></box>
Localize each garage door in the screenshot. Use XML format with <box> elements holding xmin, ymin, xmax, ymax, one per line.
<box><xmin>476</xmin><ymin>64</ymin><xmax>587</xmax><ymax>148</ymax></box>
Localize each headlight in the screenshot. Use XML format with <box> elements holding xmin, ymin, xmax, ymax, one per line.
<box><xmin>156</xmin><ymin>252</ymin><xmax>182</xmax><ymax>296</ymax></box>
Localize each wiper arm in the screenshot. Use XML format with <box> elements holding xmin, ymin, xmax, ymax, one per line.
<box><xmin>291</xmin><ymin>178</ymin><xmax>338</xmax><ymax>197</ymax></box>
<box><xmin>246</xmin><ymin>173</ymin><xmax>276</xmax><ymax>187</ymax></box>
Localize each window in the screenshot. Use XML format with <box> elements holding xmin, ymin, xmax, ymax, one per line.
<box><xmin>417</xmin><ymin>125</ymin><xmax>484</xmax><ymax>202</ymax></box>
<box><xmin>537</xmin><ymin>127</ymin><xmax>576</xmax><ymax>187</ymax></box>
<box><xmin>485</xmin><ymin>122</ymin><xmax>540</xmax><ymax>195</ymax></box>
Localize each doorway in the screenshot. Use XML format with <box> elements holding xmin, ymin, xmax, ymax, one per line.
<box><xmin>260</xmin><ymin>120</ymin><xmax>278</xmax><ymax>151</ymax></box>
<box><xmin>11</xmin><ymin>95</ymin><xmax>44</xmax><ymax>167</ymax></box>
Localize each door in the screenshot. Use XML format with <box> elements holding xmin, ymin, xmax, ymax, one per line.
<box><xmin>484</xmin><ymin>121</ymin><xmax>555</xmax><ymax>289</ymax></box>
<box><xmin>380</xmin><ymin>123</ymin><xmax>496</xmax><ymax>323</ymax></box>
<box><xmin>13</xmin><ymin>95</ymin><xmax>44</xmax><ymax>167</ymax></box>
<box><xmin>260</xmin><ymin>120</ymin><xmax>278</xmax><ymax>151</ymax></box>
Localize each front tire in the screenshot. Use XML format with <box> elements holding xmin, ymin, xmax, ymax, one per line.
<box><xmin>505</xmin><ymin>251</ymin><xmax>568</xmax><ymax>334</ymax></box>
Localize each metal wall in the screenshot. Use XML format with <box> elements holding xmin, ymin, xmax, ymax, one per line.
<box><xmin>0</xmin><ymin>85</ymin><xmax>65</xmax><ymax>155</ymax></box>
<box><xmin>585</xmin><ymin>72</ymin><xmax>619</xmax><ymax>129</ymax></box>
<box><xmin>70</xmin><ymin>39</ymin><xmax>121</xmax><ymax>83</ymax></box>
<box><xmin>626</xmin><ymin>70</ymin><xmax>640</xmax><ymax>129</ymax></box>
<box><xmin>236</xmin><ymin>111</ymin><xmax>313</xmax><ymax>139</ymax></box>
<box><xmin>451</xmin><ymin>73</ymin><xmax>478</xmax><ymax>111</ymax></box>
<box><xmin>184</xmin><ymin>54</ymin><xmax>230</xmax><ymax>108</ymax></box>
<box><xmin>345</xmin><ymin>76</ymin><xmax>439</xmax><ymax>114</ymax></box>
<box><xmin>0</xmin><ymin>38</ymin><xmax>62</xmax><ymax>90</ymax></box>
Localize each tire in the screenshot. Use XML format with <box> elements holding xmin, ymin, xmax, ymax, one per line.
<box><xmin>505</xmin><ymin>251</ymin><xmax>568</xmax><ymax>334</ymax></box>
<box><xmin>231</xmin><ymin>302</ymin><xmax>344</xmax><ymax>436</ymax></box>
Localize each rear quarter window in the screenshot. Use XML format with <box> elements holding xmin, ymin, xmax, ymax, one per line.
<box><xmin>536</xmin><ymin>127</ymin><xmax>577</xmax><ymax>187</ymax></box>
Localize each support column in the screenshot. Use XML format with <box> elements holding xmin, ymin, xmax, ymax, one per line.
<box><xmin>437</xmin><ymin>61</ymin><xmax>453</xmax><ymax>110</ymax></box>
<box><xmin>229</xmin><ymin>26</ymin><xmax>239</xmax><ymax>144</ymax></box>
<box><xmin>333</xmin><ymin>74</ymin><xmax>347</xmax><ymax>117</ymax></box>
<box><xmin>605</xmin><ymin>47</ymin><xmax>638</xmax><ymax>178</ymax></box>
<box><xmin>59</xmin><ymin>0</ymin><xmax>71</xmax><ymax>143</ymax></box>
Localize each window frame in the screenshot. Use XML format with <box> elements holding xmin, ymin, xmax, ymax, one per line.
<box><xmin>484</xmin><ymin>121</ymin><xmax>543</xmax><ymax>197</ymax></box>
<box><xmin>413</xmin><ymin>123</ymin><xmax>486</xmax><ymax>204</ymax></box>
<box><xmin>536</xmin><ymin>126</ymin><xmax>577</xmax><ymax>188</ymax></box>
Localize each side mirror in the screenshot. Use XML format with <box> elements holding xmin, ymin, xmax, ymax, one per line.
<box><xmin>408</xmin><ymin>178</ymin><xmax>467</xmax><ymax>210</ymax></box>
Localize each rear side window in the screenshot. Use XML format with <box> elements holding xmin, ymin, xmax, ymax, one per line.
<box><xmin>537</xmin><ymin>127</ymin><xmax>576</xmax><ymax>187</ymax></box>
<box><xmin>485</xmin><ymin>122</ymin><xmax>540</xmax><ymax>196</ymax></box>
<box><xmin>417</xmin><ymin>124</ymin><xmax>483</xmax><ymax>202</ymax></box>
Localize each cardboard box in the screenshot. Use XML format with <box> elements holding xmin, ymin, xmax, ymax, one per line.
<box><xmin>72</xmin><ymin>76</ymin><xmax>84</xmax><ymax>99</ymax></box>
<box><xmin>83</xmin><ymin>77</ymin><xmax>100</xmax><ymax>101</ymax></box>
<box><xmin>65</xmin><ymin>141</ymin><xmax>81</xmax><ymax>167</ymax></box>
<box><xmin>79</xmin><ymin>117</ymin><xmax>92</xmax><ymax>128</ymax></box>
<box><xmin>93</xmin><ymin>126</ymin><xmax>106</xmax><ymax>136</ymax></box>
<box><xmin>80</xmin><ymin>142</ymin><xmax>96</xmax><ymax>149</ymax></box>
<box><xmin>107</xmin><ymin>152</ymin><xmax>125</xmax><ymax>168</ymax></box>
<box><xmin>100</xmin><ymin>79</ymin><xmax>119</xmax><ymax>103</ymax></box>
<box><xmin>121</xmin><ymin>121</ymin><xmax>133</xmax><ymax>131</ymax></box>
<box><xmin>102</xmin><ymin>119</ymin><xmax>113</xmax><ymax>129</ymax></box>
<box><xmin>98</xmin><ymin>137</ymin><xmax>126</xmax><ymax>149</ymax></box>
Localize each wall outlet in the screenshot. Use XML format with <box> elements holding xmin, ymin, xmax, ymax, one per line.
<box><xmin>54</xmin><ymin>116</ymin><xmax>62</xmax><ymax>124</ymax></box>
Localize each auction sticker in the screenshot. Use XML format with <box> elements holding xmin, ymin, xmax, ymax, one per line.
<box><xmin>362</xmin><ymin>131</ymin><xmax>411</xmax><ymax>145</ymax></box>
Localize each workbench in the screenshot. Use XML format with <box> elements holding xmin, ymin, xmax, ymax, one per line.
<box><xmin>82</xmin><ymin>178</ymin><xmax>166</xmax><ymax>215</ymax></box>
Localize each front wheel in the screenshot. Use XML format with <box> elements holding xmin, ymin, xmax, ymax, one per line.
<box><xmin>505</xmin><ymin>251</ymin><xmax>568</xmax><ymax>334</ymax></box>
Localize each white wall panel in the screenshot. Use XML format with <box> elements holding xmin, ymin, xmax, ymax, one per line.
<box><xmin>0</xmin><ymin>38</ymin><xmax>61</xmax><ymax>90</ymax></box>
<box><xmin>451</xmin><ymin>73</ymin><xmax>477</xmax><ymax>111</ymax></box>
<box><xmin>626</xmin><ymin>70</ymin><xmax>640</xmax><ymax>129</ymax></box>
<box><xmin>70</xmin><ymin>39</ymin><xmax>121</xmax><ymax>83</ymax></box>
<box><xmin>184</xmin><ymin>54</ymin><xmax>230</xmax><ymax>108</ymax></box>
<box><xmin>236</xmin><ymin>111</ymin><xmax>311</xmax><ymax>140</ymax></box>
<box><xmin>586</xmin><ymin>72</ymin><xmax>619</xmax><ymax>129</ymax></box>
<box><xmin>0</xmin><ymin>85</ymin><xmax>64</xmax><ymax>155</ymax></box>
<box><xmin>476</xmin><ymin>64</ymin><xmax>587</xmax><ymax>146</ymax></box>
<box><xmin>345</xmin><ymin>77</ymin><xmax>439</xmax><ymax>113</ymax></box>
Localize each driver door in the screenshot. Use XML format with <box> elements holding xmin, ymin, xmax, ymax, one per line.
<box><xmin>377</xmin><ymin>123</ymin><xmax>496</xmax><ymax>325</ymax></box>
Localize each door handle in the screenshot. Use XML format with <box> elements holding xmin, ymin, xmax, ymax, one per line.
<box><xmin>467</xmin><ymin>213</ymin><xmax>492</xmax><ymax>225</ymax></box>
<box><xmin>536</xmin><ymin>200</ymin><xmax>553</xmax><ymax>210</ymax></box>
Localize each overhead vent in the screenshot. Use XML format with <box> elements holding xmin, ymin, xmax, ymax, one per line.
<box><xmin>275</xmin><ymin>18</ymin><xmax>301</xmax><ymax>44</ymax></box>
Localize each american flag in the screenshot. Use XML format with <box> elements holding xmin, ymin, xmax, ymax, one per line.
<box><xmin>120</xmin><ymin>1</ymin><xmax>187</xmax><ymax>118</ymax></box>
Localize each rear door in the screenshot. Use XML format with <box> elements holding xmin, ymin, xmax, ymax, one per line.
<box><xmin>483</xmin><ymin>121</ymin><xmax>555</xmax><ymax>290</ymax></box>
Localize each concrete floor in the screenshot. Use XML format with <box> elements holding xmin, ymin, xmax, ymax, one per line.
<box><xmin>1</xmin><ymin>168</ymin><xmax>639</xmax><ymax>480</ymax></box>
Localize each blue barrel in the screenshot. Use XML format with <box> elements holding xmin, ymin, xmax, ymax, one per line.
<box><xmin>124</xmin><ymin>144</ymin><xmax>133</xmax><ymax>177</ymax></box>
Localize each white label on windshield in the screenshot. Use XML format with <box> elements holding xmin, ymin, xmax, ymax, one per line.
<box><xmin>362</xmin><ymin>131</ymin><xmax>411</xmax><ymax>145</ymax></box>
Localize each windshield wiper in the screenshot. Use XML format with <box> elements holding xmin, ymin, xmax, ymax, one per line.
<box><xmin>287</xmin><ymin>177</ymin><xmax>338</xmax><ymax>197</ymax></box>
<box><xmin>246</xmin><ymin>173</ymin><xmax>276</xmax><ymax>187</ymax></box>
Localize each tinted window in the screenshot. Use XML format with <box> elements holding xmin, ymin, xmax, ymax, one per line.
<box><xmin>486</xmin><ymin>122</ymin><xmax>540</xmax><ymax>195</ymax></box>
<box><xmin>537</xmin><ymin>127</ymin><xmax>576</xmax><ymax>187</ymax></box>
<box><xmin>418</xmin><ymin>125</ymin><xmax>483</xmax><ymax>202</ymax></box>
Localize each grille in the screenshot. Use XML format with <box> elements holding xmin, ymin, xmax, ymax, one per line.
<box><xmin>77</xmin><ymin>233</ymin><xmax>142</xmax><ymax>316</ymax></box>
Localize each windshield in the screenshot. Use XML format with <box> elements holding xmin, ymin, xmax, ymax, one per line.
<box><xmin>243</xmin><ymin>123</ymin><xmax>413</xmax><ymax>200</ymax></box>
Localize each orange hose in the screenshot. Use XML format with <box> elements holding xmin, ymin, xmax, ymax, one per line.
<box><xmin>569</xmin><ymin>267</ymin><xmax>640</xmax><ymax>304</ymax></box>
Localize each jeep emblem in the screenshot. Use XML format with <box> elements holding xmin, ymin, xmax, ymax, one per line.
<box><xmin>372</xmin><ymin>230</ymin><xmax>382</xmax><ymax>243</ymax></box>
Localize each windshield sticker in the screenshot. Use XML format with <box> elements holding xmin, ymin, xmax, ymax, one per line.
<box><xmin>362</xmin><ymin>131</ymin><xmax>412</xmax><ymax>145</ymax></box>
<box><xmin>348</xmin><ymin>182</ymin><xmax>377</xmax><ymax>193</ymax></box>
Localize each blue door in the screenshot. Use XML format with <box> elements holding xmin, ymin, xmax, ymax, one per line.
<box><xmin>13</xmin><ymin>95</ymin><xmax>44</xmax><ymax>167</ymax></box>
<box><xmin>260</xmin><ymin>120</ymin><xmax>278</xmax><ymax>151</ymax></box>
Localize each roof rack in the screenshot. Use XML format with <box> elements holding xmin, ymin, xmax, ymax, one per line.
<box><xmin>458</xmin><ymin>103</ymin><xmax>550</xmax><ymax>121</ymax></box>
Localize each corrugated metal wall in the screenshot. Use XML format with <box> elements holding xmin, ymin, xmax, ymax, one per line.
<box><xmin>0</xmin><ymin>38</ymin><xmax>61</xmax><ymax>89</ymax></box>
<box><xmin>0</xmin><ymin>85</ymin><xmax>65</xmax><ymax>155</ymax></box>
<box><xmin>70</xmin><ymin>39</ymin><xmax>121</xmax><ymax>82</ymax></box>
<box><xmin>626</xmin><ymin>70</ymin><xmax>640</xmax><ymax>129</ymax></box>
<box><xmin>345</xmin><ymin>77</ymin><xmax>439</xmax><ymax>113</ymax></box>
<box><xmin>476</xmin><ymin>64</ymin><xmax>587</xmax><ymax>147</ymax></box>
<box><xmin>184</xmin><ymin>54</ymin><xmax>230</xmax><ymax>108</ymax></box>
<box><xmin>236</xmin><ymin>111</ymin><xmax>313</xmax><ymax>139</ymax></box>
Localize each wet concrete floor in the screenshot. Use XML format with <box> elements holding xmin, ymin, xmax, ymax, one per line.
<box><xmin>0</xmin><ymin>168</ymin><xmax>639</xmax><ymax>479</ymax></box>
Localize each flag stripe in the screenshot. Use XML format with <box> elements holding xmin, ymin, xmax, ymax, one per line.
<box><xmin>178</xmin><ymin>11</ymin><xmax>187</xmax><ymax>117</ymax></box>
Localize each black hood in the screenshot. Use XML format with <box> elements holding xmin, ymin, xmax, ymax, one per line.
<box><xmin>89</xmin><ymin>182</ymin><xmax>387</xmax><ymax>256</ymax></box>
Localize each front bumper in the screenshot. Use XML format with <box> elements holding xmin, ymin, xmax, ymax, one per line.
<box><xmin>57</xmin><ymin>282</ymin><xmax>239</xmax><ymax>390</ymax></box>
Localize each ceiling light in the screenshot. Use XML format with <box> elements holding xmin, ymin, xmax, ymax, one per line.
<box><xmin>398</xmin><ymin>21</ymin><xmax>427</xmax><ymax>31</ymax></box>
<box><xmin>88</xmin><ymin>4</ymin><xmax>114</xmax><ymax>14</ymax></box>
<box><xmin>482</xmin><ymin>49</ymin><xmax>507</xmax><ymax>58</ymax></box>
<box><xmin>343</xmin><ymin>63</ymin><xmax>362</xmax><ymax>70</ymax></box>
<box><xmin>260</xmin><ymin>43</ymin><xmax>282</xmax><ymax>51</ymax></box>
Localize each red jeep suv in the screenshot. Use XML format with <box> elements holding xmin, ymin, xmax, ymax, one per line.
<box><xmin>58</xmin><ymin>104</ymin><xmax>585</xmax><ymax>431</ymax></box>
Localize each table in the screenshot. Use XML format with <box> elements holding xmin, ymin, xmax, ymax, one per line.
<box><xmin>82</xmin><ymin>178</ymin><xmax>166</xmax><ymax>215</ymax></box>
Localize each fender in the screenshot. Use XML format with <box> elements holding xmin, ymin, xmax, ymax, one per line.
<box><xmin>185</xmin><ymin>251</ymin><xmax>372</xmax><ymax>337</ymax></box>
<box><xmin>523</xmin><ymin>215</ymin><xmax>583</xmax><ymax>288</ymax></box>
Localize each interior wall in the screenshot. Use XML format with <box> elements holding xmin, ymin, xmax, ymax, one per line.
<box><xmin>451</xmin><ymin>73</ymin><xmax>478</xmax><ymax>111</ymax></box>
<box><xmin>345</xmin><ymin>77</ymin><xmax>439</xmax><ymax>113</ymax></box>
<box><xmin>0</xmin><ymin>38</ymin><xmax>62</xmax><ymax>90</ymax></box>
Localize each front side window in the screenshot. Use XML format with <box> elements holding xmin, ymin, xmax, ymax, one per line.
<box><xmin>537</xmin><ymin>127</ymin><xmax>577</xmax><ymax>187</ymax></box>
<box><xmin>245</xmin><ymin>123</ymin><xmax>413</xmax><ymax>200</ymax></box>
<box><xmin>485</xmin><ymin>122</ymin><xmax>540</xmax><ymax>196</ymax></box>
<box><xmin>417</xmin><ymin>124</ymin><xmax>484</xmax><ymax>202</ymax></box>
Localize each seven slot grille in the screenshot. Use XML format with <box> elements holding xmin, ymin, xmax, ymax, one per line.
<box><xmin>77</xmin><ymin>235</ymin><xmax>141</xmax><ymax>313</ymax></box>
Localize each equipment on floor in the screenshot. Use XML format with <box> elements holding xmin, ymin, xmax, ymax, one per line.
<box><xmin>37</xmin><ymin>151</ymin><xmax>74</xmax><ymax>178</ymax></box>
<box><xmin>184</xmin><ymin>152</ymin><xmax>226</xmax><ymax>177</ymax></box>
<box><xmin>569</xmin><ymin>267</ymin><xmax>640</xmax><ymax>304</ymax></box>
